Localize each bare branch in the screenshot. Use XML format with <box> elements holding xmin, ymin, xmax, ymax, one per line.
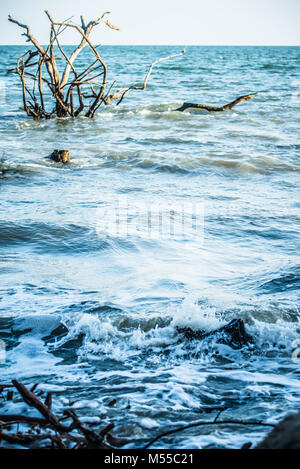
<box><xmin>117</xmin><ymin>49</ymin><xmax>186</xmax><ymax>105</ymax></box>
<box><xmin>8</xmin><ymin>14</ymin><xmax>56</xmax><ymax>85</ymax></box>
<box><xmin>80</xmin><ymin>15</ymin><xmax>86</xmax><ymax>31</ymax></box>
<box><xmin>46</xmin><ymin>11</ymin><xmax>120</xmax><ymax>88</ymax></box>
<box><xmin>103</xmin><ymin>19</ymin><xmax>121</xmax><ymax>31</ymax></box>
<box><xmin>175</xmin><ymin>93</ymin><xmax>257</xmax><ymax>112</ymax></box>
<box><xmin>144</xmin><ymin>418</ymin><xmax>275</xmax><ymax>449</ymax></box>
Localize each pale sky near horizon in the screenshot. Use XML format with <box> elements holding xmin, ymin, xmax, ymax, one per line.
<box><xmin>0</xmin><ymin>0</ymin><xmax>299</xmax><ymax>46</ymax></box>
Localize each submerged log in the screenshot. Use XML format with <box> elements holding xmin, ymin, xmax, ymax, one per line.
<box><xmin>176</xmin><ymin>318</ymin><xmax>253</xmax><ymax>348</ymax></box>
<box><xmin>175</xmin><ymin>93</ymin><xmax>256</xmax><ymax>112</ymax></box>
<box><xmin>50</xmin><ymin>149</ymin><xmax>70</xmax><ymax>164</ymax></box>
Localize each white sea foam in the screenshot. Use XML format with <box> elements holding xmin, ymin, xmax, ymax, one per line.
<box><xmin>171</xmin><ymin>296</ymin><xmax>225</xmax><ymax>332</ymax></box>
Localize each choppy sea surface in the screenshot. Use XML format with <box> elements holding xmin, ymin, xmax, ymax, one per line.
<box><xmin>0</xmin><ymin>45</ymin><xmax>299</xmax><ymax>448</ymax></box>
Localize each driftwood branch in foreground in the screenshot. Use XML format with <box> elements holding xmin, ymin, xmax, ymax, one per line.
<box><xmin>175</xmin><ymin>93</ymin><xmax>256</xmax><ymax>112</ymax></box>
<box><xmin>1</xmin><ymin>380</ymin><xmax>299</xmax><ymax>449</ymax></box>
<box><xmin>0</xmin><ymin>380</ymin><xmax>116</xmax><ymax>448</ymax></box>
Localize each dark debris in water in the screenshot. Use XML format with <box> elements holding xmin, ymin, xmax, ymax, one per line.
<box><xmin>0</xmin><ymin>380</ymin><xmax>125</xmax><ymax>449</ymax></box>
<box><xmin>177</xmin><ymin>319</ymin><xmax>254</xmax><ymax>349</ymax></box>
<box><xmin>1</xmin><ymin>380</ymin><xmax>299</xmax><ymax>449</ymax></box>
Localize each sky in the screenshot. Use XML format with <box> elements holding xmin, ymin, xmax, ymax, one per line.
<box><xmin>0</xmin><ymin>0</ymin><xmax>299</xmax><ymax>46</ymax></box>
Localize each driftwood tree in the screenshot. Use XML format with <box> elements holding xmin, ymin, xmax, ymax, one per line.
<box><xmin>8</xmin><ymin>11</ymin><xmax>256</xmax><ymax>120</ymax></box>
<box><xmin>8</xmin><ymin>11</ymin><xmax>185</xmax><ymax>119</ymax></box>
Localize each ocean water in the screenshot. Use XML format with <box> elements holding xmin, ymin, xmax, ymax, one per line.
<box><xmin>0</xmin><ymin>45</ymin><xmax>299</xmax><ymax>448</ymax></box>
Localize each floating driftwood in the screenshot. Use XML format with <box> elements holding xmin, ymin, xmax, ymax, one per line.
<box><xmin>50</xmin><ymin>149</ymin><xmax>70</xmax><ymax>164</ymax></box>
<box><xmin>175</xmin><ymin>93</ymin><xmax>256</xmax><ymax>112</ymax></box>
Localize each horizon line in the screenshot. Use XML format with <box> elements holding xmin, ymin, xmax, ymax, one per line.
<box><xmin>0</xmin><ymin>43</ymin><xmax>299</xmax><ymax>47</ymax></box>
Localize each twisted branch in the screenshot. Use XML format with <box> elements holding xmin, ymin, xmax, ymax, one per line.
<box><xmin>175</xmin><ymin>93</ymin><xmax>257</xmax><ymax>112</ymax></box>
<box><xmin>117</xmin><ymin>49</ymin><xmax>186</xmax><ymax>105</ymax></box>
<box><xmin>144</xmin><ymin>418</ymin><xmax>275</xmax><ymax>449</ymax></box>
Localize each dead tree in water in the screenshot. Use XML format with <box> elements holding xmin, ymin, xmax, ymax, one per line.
<box><xmin>7</xmin><ymin>11</ymin><xmax>185</xmax><ymax>119</ymax></box>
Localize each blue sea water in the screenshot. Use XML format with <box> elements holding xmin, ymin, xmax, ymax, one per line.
<box><xmin>0</xmin><ymin>45</ymin><xmax>300</xmax><ymax>448</ymax></box>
